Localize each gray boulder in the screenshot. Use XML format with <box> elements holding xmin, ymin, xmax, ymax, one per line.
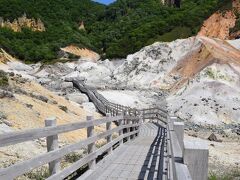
<box><xmin>82</xmin><ymin>102</ymin><xmax>97</xmax><ymax>113</ymax></box>
<box><xmin>9</xmin><ymin>62</ymin><xmax>33</xmax><ymax>71</ymax></box>
<box><xmin>60</xmin><ymin>82</ymin><xmax>73</xmax><ymax>90</ymax></box>
<box><xmin>48</xmin><ymin>81</ymin><xmax>61</xmax><ymax>91</ymax></box>
<box><xmin>62</xmin><ymin>71</ymin><xmax>81</xmax><ymax>81</ymax></box>
<box><xmin>66</xmin><ymin>93</ymin><xmax>89</xmax><ymax>104</ymax></box>
<box><xmin>0</xmin><ymin>90</ymin><xmax>14</xmax><ymax>98</ymax></box>
<box><xmin>30</xmin><ymin>92</ymin><xmax>49</xmax><ymax>103</ymax></box>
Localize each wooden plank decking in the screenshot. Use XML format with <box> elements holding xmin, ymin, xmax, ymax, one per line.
<box><xmin>80</xmin><ymin>122</ymin><xmax>167</xmax><ymax>180</ymax></box>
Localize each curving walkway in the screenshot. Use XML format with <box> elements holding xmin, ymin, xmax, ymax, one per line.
<box><xmin>79</xmin><ymin>122</ymin><xmax>167</xmax><ymax>180</ymax></box>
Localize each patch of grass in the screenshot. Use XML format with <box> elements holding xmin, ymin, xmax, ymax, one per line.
<box><xmin>0</xmin><ymin>111</ymin><xmax>7</xmax><ymax>120</ymax></box>
<box><xmin>218</xmin><ymin>0</ymin><xmax>233</xmax><ymax>13</ymax></box>
<box><xmin>156</xmin><ymin>27</ymin><xmax>192</xmax><ymax>42</ymax></box>
<box><xmin>209</xmin><ymin>169</ymin><xmax>240</xmax><ymax>180</ymax></box>
<box><xmin>206</xmin><ymin>69</ymin><xmax>215</xmax><ymax>79</ymax></box>
<box><xmin>58</xmin><ymin>105</ymin><xmax>68</xmax><ymax>112</ymax></box>
<box><xmin>18</xmin><ymin>167</ymin><xmax>50</xmax><ymax>180</ymax></box>
<box><xmin>64</xmin><ymin>152</ymin><xmax>82</xmax><ymax>163</ymax></box>
<box><xmin>0</xmin><ymin>70</ymin><xmax>8</xmax><ymax>87</ymax></box>
<box><xmin>230</xmin><ymin>18</ymin><xmax>240</xmax><ymax>34</ymax></box>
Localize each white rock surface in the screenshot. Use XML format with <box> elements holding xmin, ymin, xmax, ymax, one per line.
<box><xmin>62</xmin><ymin>71</ymin><xmax>81</xmax><ymax>81</ymax></box>
<box><xmin>98</xmin><ymin>90</ymin><xmax>165</xmax><ymax>109</ymax></box>
<box><xmin>3</xmin><ymin>36</ymin><xmax>239</xmax><ymax>125</ymax></box>
<box><xmin>8</xmin><ymin>62</ymin><xmax>33</xmax><ymax>71</ymax></box>
<box><xmin>66</xmin><ymin>93</ymin><xmax>89</xmax><ymax>104</ymax></box>
<box><xmin>60</xmin><ymin>82</ymin><xmax>73</xmax><ymax>89</ymax></box>
<box><xmin>82</xmin><ymin>102</ymin><xmax>97</xmax><ymax>113</ymax></box>
<box><xmin>227</xmin><ymin>39</ymin><xmax>240</xmax><ymax>49</ymax></box>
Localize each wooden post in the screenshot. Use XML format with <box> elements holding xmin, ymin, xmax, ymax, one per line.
<box><xmin>106</xmin><ymin>113</ymin><xmax>112</xmax><ymax>154</ymax></box>
<box><xmin>184</xmin><ymin>140</ymin><xmax>209</xmax><ymax>180</ymax></box>
<box><xmin>45</xmin><ymin>117</ymin><xmax>60</xmax><ymax>175</ymax></box>
<box><xmin>125</xmin><ymin>111</ymin><xmax>130</xmax><ymax>142</ymax></box>
<box><xmin>173</xmin><ymin>121</ymin><xmax>184</xmax><ymax>153</ymax></box>
<box><xmin>87</xmin><ymin>115</ymin><xmax>96</xmax><ymax>169</ymax></box>
<box><xmin>118</xmin><ymin>112</ymin><xmax>123</xmax><ymax>145</ymax></box>
<box><xmin>131</xmin><ymin>119</ymin><xmax>136</xmax><ymax>140</ymax></box>
<box><xmin>136</xmin><ymin>113</ymin><xmax>143</xmax><ymax>137</ymax></box>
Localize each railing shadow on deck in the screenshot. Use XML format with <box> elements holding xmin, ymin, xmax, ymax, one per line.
<box><xmin>138</xmin><ymin>122</ymin><xmax>167</xmax><ymax>180</ymax></box>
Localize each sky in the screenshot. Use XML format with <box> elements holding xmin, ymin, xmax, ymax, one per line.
<box><xmin>93</xmin><ymin>0</ymin><xmax>116</xmax><ymax>5</ymax></box>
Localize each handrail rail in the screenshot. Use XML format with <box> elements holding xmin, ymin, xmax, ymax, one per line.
<box><xmin>0</xmin><ymin>115</ymin><xmax>141</xmax><ymax>179</ymax></box>
<box><xmin>0</xmin><ymin>116</ymin><xmax>124</xmax><ymax>147</ymax></box>
<box><xmin>70</xmin><ymin>79</ymin><xmax>142</xmax><ymax>116</ymax></box>
<box><xmin>0</xmin><ymin>79</ymin><xmax>207</xmax><ymax>180</ymax></box>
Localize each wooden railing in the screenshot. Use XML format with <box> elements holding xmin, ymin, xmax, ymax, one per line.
<box><xmin>71</xmin><ymin>79</ymin><xmax>144</xmax><ymax>117</ymax></box>
<box><xmin>0</xmin><ymin>113</ymin><xmax>142</xmax><ymax>179</ymax></box>
<box><xmin>166</xmin><ymin>117</ymin><xmax>209</xmax><ymax>180</ymax></box>
<box><xmin>0</xmin><ymin>79</ymin><xmax>208</xmax><ymax>180</ymax></box>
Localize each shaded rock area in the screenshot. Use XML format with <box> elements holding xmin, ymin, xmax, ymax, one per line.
<box><xmin>208</xmin><ymin>133</ymin><xmax>222</xmax><ymax>142</ymax></box>
<box><xmin>66</xmin><ymin>93</ymin><xmax>89</xmax><ymax>104</ymax></box>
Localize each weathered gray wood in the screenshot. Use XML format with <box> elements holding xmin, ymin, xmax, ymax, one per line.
<box><xmin>184</xmin><ymin>140</ymin><xmax>209</xmax><ymax>180</ymax></box>
<box><xmin>0</xmin><ymin>77</ymin><xmax>189</xmax><ymax>180</ymax></box>
<box><xmin>47</xmin><ymin>130</ymin><xmax>139</xmax><ymax>180</ymax></box>
<box><xmin>106</xmin><ymin>113</ymin><xmax>112</xmax><ymax>154</ymax></box>
<box><xmin>87</xmin><ymin>115</ymin><xmax>96</xmax><ymax>169</ymax></box>
<box><xmin>45</xmin><ymin>117</ymin><xmax>60</xmax><ymax>175</ymax></box>
<box><xmin>0</xmin><ymin>116</ymin><xmax>123</xmax><ymax>147</ymax></box>
<box><xmin>175</xmin><ymin>162</ymin><xmax>192</xmax><ymax>180</ymax></box>
<box><xmin>125</xmin><ymin>111</ymin><xmax>130</xmax><ymax>142</ymax></box>
<box><xmin>169</xmin><ymin>127</ymin><xmax>182</xmax><ymax>162</ymax></box>
<box><xmin>118</xmin><ymin>112</ymin><xmax>123</xmax><ymax>145</ymax></box>
<box><xmin>166</xmin><ymin>124</ymin><xmax>175</xmax><ymax>180</ymax></box>
<box><xmin>136</xmin><ymin>112</ymin><xmax>143</xmax><ymax>137</ymax></box>
<box><xmin>0</xmin><ymin>124</ymin><xmax>140</xmax><ymax>179</ymax></box>
<box><xmin>173</xmin><ymin>121</ymin><xmax>184</xmax><ymax>153</ymax></box>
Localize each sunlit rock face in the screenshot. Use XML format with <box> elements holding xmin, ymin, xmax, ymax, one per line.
<box><xmin>0</xmin><ymin>14</ymin><xmax>45</xmax><ymax>32</ymax></box>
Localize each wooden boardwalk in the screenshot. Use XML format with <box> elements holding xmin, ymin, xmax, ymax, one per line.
<box><xmin>0</xmin><ymin>80</ymin><xmax>208</xmax><ymax>180</ymax></box>
<box><xmin>80</xmin><ymin>122</ymin><xmax>167</xmax><ymax>180</ymax></box>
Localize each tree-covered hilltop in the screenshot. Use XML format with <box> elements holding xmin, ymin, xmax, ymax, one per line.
<box><xmin>0</xmin><ymin>0</ymin><xmax>231</xmax><ymax>62</ymax></box>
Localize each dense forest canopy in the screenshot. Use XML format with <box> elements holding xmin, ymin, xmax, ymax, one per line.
<box><xmin>0</xmin><ymin>0</ymin><xmax>231</xmax><ymax>62</ymax></box>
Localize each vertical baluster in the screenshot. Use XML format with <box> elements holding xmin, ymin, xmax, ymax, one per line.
<box><xmin>106</xmin><ymin>113</ymin><xmax>112</xmax><ymax>154</ymax></box>
<box><xmin>45</xmin><ymin>117</ymin><xmax>60</xmax><ymax>175</ymax></box>
<box><xmin>87</xmin><ymin>115</ymin><xmax>96</xmax><ymax>169</ymax></box>
<box><xmin>124</xmin><ymin>111</ymin><xmax>128</xmax><ymax>142</ymax></box>
<box><xmin>118</xmin><ymin>112</ymin><xmax>123</xmax><ymax>145</ymax></box>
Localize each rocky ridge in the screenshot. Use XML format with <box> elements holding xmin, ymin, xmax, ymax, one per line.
<box><xmin>0</xmin><ymin>35</ymin><xmax>239</xmax><ymax>175</ymax></box>
<box><xmin>60</xmin><ymin>45</ymin><xmax>100</xmax><ymax>62</ymax></box>
<box><xmin>198</xmin><ymin>0</ymin><xmax>240</xmax><ymax>40</ymax></box>
<box><xmin>0</xmin><ymin>13</ymin><xmax>45</xmax><ymax>32</ymax></box>
<box><xmin>17</xmin><ymin>36</ymin><xmax>240</xmax><ymax>126</ymax></box>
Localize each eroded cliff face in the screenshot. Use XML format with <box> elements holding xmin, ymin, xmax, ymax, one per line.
<box><xmin>0</xmin><ymin>48</ymin><xmax>16</xmax><ymax>64</ymax></box>
<box><xmin>60</xmin><ymin>45</ymin><xmax>100</xmax><ymax>62</ymax></box>
<box><xmin>198</xmin><ymin>11</ymin><xmax>236</xmax><ymax>40</ymax></box>
<box><xmin>0</xmin><ymin>14</ymin><xmax>45</xmax><ymax>32</ymax></box>
<box><xmin>198</xmin><ymin>0</ymin><xmax>240</xmax><ymax>40</ymax></box>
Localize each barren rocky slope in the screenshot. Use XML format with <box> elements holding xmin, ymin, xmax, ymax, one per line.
<box><xmin>198</xmin><ymin>0</ymin><xmax>240</xmax><ymax>39</ymax></box>
<box><xmin>0</xmin><ymin>35</ymin><xmax>239</xmax><ymax>176</ymax></box>
<box><xmin>28</xmin><ymin>36</ymin><xmax>240</xmax><ymax>126</ymax></box>
<box><xmin>60</xmin><ymin>45</ymin><xmax>100</xmax><ymax>62</ymax></box>
<box><xmin>0</xmin><ymin>55</ymin><xmax>104</xmax><ymax>173</ymax></box>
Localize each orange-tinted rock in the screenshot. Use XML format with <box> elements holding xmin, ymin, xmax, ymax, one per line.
<box><xmin>60</xmin><ymin>45</ymin><xmax>100</xmax><ymax>62</ymax></box>
<box><xmin>198</xmin><ymin>11</ymin><xmax>236</xmax><ymax>40</ymax></box>
<box><xmin>198</xmin><ymin>0</ymin><xmax>240</xmax><ymax>40</ymax></box>
<box><xmin>0</xmin><ymin>14</ymin><xmax>45</xmax><ymax>32</ymax></box>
